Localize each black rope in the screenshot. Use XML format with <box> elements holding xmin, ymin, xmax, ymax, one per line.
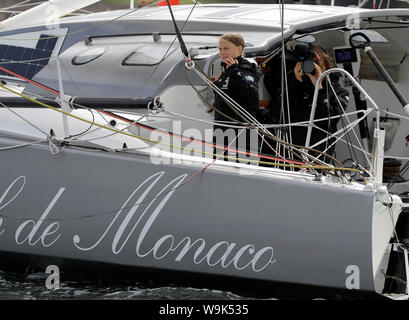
<box><xmin>165</xmin><ymin>0</ymin><xmax>190</xmax><ymax>59</ymax></box>
<box><xmin>66</xmin><ymin>109</ymin><xmax>95</xmax><ymax>139</ymax></box>
<box><xmin>131</xmin><ymin>1</ymin><xmax>198</xmax><ymax>98</ymax></box>
<box><xmin>387</xmin><ymin>160</ymin><xmax>409</xmax><ymax>189</ymax></box>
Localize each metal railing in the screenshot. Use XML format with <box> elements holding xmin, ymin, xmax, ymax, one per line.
<box><xmin>304</xmin><ymin>67</ymin><xmax>384</xmax><ymax>183</ymax></box>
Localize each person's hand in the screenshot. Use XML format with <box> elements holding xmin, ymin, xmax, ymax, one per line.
<box><xmin>305</xmin><ymin>63</ymin><xmax>323</xmax><ymax>89</ymax></box>
<box><xmin>224</xmin><ymin>57</ymin><xmax>239</xmax><ymax>69</ymax></box>
<box><xmin>294</xmin><ymin>62</ymin><xmax>304</xmax><ymax>82</ymax></box>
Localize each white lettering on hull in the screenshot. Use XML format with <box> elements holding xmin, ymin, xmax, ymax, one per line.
<box><xmin>0</xmin><ymin>176</ymin><xmax>27</xmax><ymax>237</ymax></box>
<box><xmin>15</xmin><ymin>188</ymin><xmax>64</xmax><ymax>247</ymax></box>
<box><xmin>0</xmin><ymin>172</ymin><xmax>277</xmax><ymax>273</ymax></box>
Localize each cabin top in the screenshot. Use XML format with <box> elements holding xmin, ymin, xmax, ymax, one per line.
<box><xmin>58</xmin><ymin>4</ymin><xmax>368</xmax><ymax>29</ymax></box>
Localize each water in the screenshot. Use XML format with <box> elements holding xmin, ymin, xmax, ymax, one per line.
<box><xmin>0</xmin><ymin>270</ymin><xmax>266</xmax><ymax>300</ymax></box>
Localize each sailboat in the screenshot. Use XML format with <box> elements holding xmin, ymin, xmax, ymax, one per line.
<box><xmin>0</xmin><ymin>0</ymin><xmax>408</xmax><ymax>299</ymax></box>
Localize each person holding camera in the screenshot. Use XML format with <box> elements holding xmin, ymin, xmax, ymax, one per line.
<box><xmin>212</xmin><ymin>33</ymin><xmax>259</xmax><ymax>161</ymax></box>
<box><xmin>289</xmin><ymin>45</ymin><xmax>349</xmax><ymax>156</ymax></box>
<box><xmin>262</xmin><ymin>45</ymin><xmax>349</xmax><ymax>159</ymax></box>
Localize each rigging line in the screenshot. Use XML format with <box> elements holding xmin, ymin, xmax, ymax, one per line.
<box><xmin>167</xmin><ymin>107</ymin><xmax>242</xmax><ymax>127</ymax></box>
<box><xmin>324</xmin><ymin>78</ymin><xmax>333</xmax><ymax>157</ymax></box>
<box><xmin>1</xmin><ymin>83</ymin><xmax>361</xmax><ymax>174</ymax></box>
<box><xmin>190</xmin><ymin>64</ymin><xmax>313</xmax><ymax>164</ymax></box>
<box><xmin>193</xmin><ymin>66</ymin><xmax>262</xmax><ymax>127</ymax></box>
<box><xmin>362</xmin><ymin>19</ymin><xmax>409</xmax><ymax>25</ymax></box>
<box><xmin>309</xmin><ymin>109</ymin><xmax>374</xmax><ymax>166</ymax></box>
<box><xmin>65</xmin><ymin>108</ymin><xmax>95</xmax><ymax>139</ymax></box>
<box><xmin>15</xmin><ymin>80</ymin><xmax>307</xmax><ymax>166</ymax></box>
<box><xmin>323</xmin><ymin>76</ymin><xmax>354</xmax><ymax>162</ymax></box>
<box><xmin>0</xmin><ymin>171</ymin><xmax>200</xmax><ymax>224</ymax></box>
<box><xmin>359</xmin><ymin>26</ymin><xmax>409</xmax><ymax>30</ymax></box>
<box><xmin>131</xmin><ymin>1</ymin><xmax>199</xmax><ymax>98</ymax></box>
<box><xmin>183</xmin><ymin>65</ymin><xmax>248</xmax><ymax>126</ymax></box>
<box><xmin>191</xmin><ymin>63</ymin><xmax>364</xmax><ymax>131</ymax></box>
<box><xmin>283</xmin><ymin>48</ymin><xmax>293</xmax><ymax>161</ymax></box>
<box><xmin>335</xmin><ymin>96</ymin><xmax>360</xmax><ymax>165</ymax></box>
<box><xmin>0</xmin><ymin>160</ymin><xmax>359</xmax><ymax>224</ymax></box>
<box><xmin>194</xmin><ymin>63</ymin><xmax>287</xmax><ymax>133</ymax></box>
<box><xmin>56</xmin><ymin>59</ymin><xmax>97</xmax><ymax>138</ymax></box>
<box><xmin>309</xmin><ymin>108</ymin><xmax>373</xmax><ymax>150</ymax></box>
<box><xmin>103</xmin><ymin>108</ymin><xmax>179</xmax><ymax>120</ymax></box>
<box><xmin>2</xmin><ymin>62</ymin><xmax>339</xmax><ymax>169</ymax></box>
<box><xmin>195</xmin><ymin>67</ymin><xmax>335</xmax><ymax>167</ymax></box>
<box><xmin>328</xmin><ymin>79</ymin><xmax>372</xmax><ymax>169</ymax></box>
<box><xmin>387</xmin><ymin>204</ymin><xmax>406</xmax><ymax>254</ymax></box>
<box><xmin>104</xmin><ymin>104</ymin><xmax>369</xmax><ymax>130</ymax></box>
<box><xmin>338</xmin><ymin>103</ymin><xmax>358</xmax><ymax>164</ymax></box>
<box><xmin>387</xmin><ymin>160</ymin><xmax>409</xmax><ymax>189</ymax></box>
<box><xmin>192</xmin><ymin>66</ymin><xmax>343</xmax><ymax>168</ymax></box>
<box><xmin>0</xmin><ymin>139</ymin><xmax>45</xmax><ymax>151</ymax></box>
<box><xmin>0</xmin><ymin>66</ymin><xmax>59</xmax><ymax>95</ymax></box>
<box><xmin>400</xmin><ymin>51</ymin><xmax>409</xmax><ymax>65</ymax></box>
<box><xmin>162</xmin><ymin>107</ymin><xmax>363</xmax><ymax>129</ymax></box>
<box><xmin>0</xmin><ymin>101</ymin><xmax>48</xmax><ymax>137</ymax></box>
<box><xmin>0</xmin><ymin>61</ymin><xmax>340</xmax><ymax>168</ymax></box>
<box><xmin>311</xmin><ymin>121</ymin><xmax>373</xmax><ymax>157</ymax></box>
<box><xmin>0</xmin><ymin>83</ymin><xmax>187</xmax><ymax>150</ymax></box>
<box><xmin>256</xmin><ymin>130</ymin><xmax>292</xmax><ymax>167</ymax></box>
<box><xmin>165</xmin><ymin>0</ymin><xmax>190</xmax><ymax>59</ymax></box>
<box><xmin>279</xmin><ymin>0</ymin><xmax>294</xmax><ymax>162</ymax></box>
<box><xmin>182</xmin><ymin>127</ymin><xmax>246</xmax><ymax>186</ymax></box>
<box><xmin>194</xmin><ymin>67</ymin><xmax>280</xmax><ymax>135</ymax></box>
<box><xmin>100</xmin><ymin>109</ymin><xmax>305</xmax><ymax>165</ymax></box>
<box><xmin>381</xmin><ymin>109</ymin><xmax>409</xmax><ymax>121</ymax></box>
<box><xmin>69</xmin><ymin>126</ymin><xmax>103</xmax><ymax>141</ymax></box>
<box><xmin>95</xmin><ymin>108</ymin><xmax>114</xmax><ymax>129</ymax></box>
<box><xmin>0</xmin><ymin>56</ymin><xmax>52</xmax><ymax>65</ymax></box>
<box><xmin>165</xmin><ymin>109</ymin><xmax>249</xmax><ymax>129</ymax></box>
<box><xmin>59</xmin><ymin>58</ymin><xmax>85</xmax><ymax>98</ymax></box>
<box><xmin>383</xmin><ymin>155</ymin><xmax>409</xmax><ymax>161</ymax></box>
<box><xmin>0</xmin><ymin>11</ymin><xmax>25</xmax><ymax>15</ymax></box>
<box><xmin>0</xmin><ymin>82</ymin><xmax>320</xmax><ymax>167</ymax></box>
<box><xmin>0</xmin><ymin>0</ymin><xmax>34</xmax><ymax>12</ymax></box>
<box><xmin>19</xmin><ymin>89</ymin><xmax>101</xmax><ymax>139</ymax></box>
<box><xmin>73</xmin><ymin>110</ymin><xmax>152</xmax><ymax>143</ymax></box>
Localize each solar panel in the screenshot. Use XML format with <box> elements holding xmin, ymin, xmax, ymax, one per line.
<box><xmin>0</xmin><ymin>33</ymin><xmax>57</xmax><ymax>80</ymax></box>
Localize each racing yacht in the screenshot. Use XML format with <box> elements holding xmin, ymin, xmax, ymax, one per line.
<box><xmin>0</xmin><ymin>0</ymin><xmax>408</xmax><ymax>298</ymax></box>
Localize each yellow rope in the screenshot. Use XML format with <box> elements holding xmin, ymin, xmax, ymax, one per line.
<box><xmin>0</xmin><ymin>83</ymin><xmax>361</xmax><ymax>173</ymax></box>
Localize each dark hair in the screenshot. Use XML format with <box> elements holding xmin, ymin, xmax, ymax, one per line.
<box><xmin>312</xmin><ymin>45</ymin><xmax>335</xmax><ymax>71</ymax></box>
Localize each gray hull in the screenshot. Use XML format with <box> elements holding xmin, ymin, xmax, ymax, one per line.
<box><xmin>0</xmin><ymin>134</ymin><xmax>394</xmax><ymax>294</ymax></box>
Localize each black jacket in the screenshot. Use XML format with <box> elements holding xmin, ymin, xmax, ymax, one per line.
<box><xmin>271</xmin><ymin>69</ymin><xmax>349</xmax><ymax>152</ymax></box>
<box><xmin>213</xmin><ymin>56</ymin><xmax>259</xmax><ymax>124</ymax></box>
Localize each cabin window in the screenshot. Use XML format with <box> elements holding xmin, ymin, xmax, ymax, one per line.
<box><xmin>72</xmin><ymin>47</ymin><xmax>107</xmax><ymax>65</ymax></box>
<box><xmin>121</xmin><ymin>45</ymin><xmax>177</xmax><ymax>66</ymax></box>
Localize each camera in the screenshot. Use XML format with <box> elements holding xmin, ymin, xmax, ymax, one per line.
<box><xmin>286</xmin><ymin>43</ymin><xmax>316</xmax><ymax>75</ymax></box>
